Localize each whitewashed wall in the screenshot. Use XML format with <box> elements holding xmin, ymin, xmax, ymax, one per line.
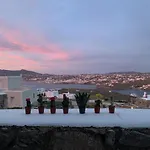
<box><xmin>5</xmin><ymin>91</ymin><xmax>22</xmax><ymax>108</ymax></box>
<box><xmin>0</xmin><ymin>76</ymin><xmax>8</xmax><ymax>89</ymax></box>
<box><xmin>22</xmin><ymin>89</ymin><xmax>38</xmax><ymax>107</ymax></box>
<box><xmin>7</xmin><ymin>76</ymin><xmax>22</xmax><ymax>90</ymax></box>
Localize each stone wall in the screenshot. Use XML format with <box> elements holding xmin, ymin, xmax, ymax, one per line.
<box><xmin>0</xmin><ymin>126</ymin><xmax>150</xmax><ymax>150</ymax></box>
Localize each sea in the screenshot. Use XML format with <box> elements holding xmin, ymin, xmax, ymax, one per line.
<box><xmin>24</xmin><ymin>81</ymin><xmax>150</xmax><ymax>97</ymax></box>
<box><xmin>23</xmin><ymin>81</ymin><xmax>96</xmax><ymax>90</ymax></box>
<box><xmin>112</xmin><ymin>89</ymin><xmax>150</xmax><ymax>97</ymax></box>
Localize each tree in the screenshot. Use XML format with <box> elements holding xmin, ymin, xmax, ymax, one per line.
<box><xmin>96</xmin><ymin>93</ymin><xmax>104</xmax><ymax>100</ymax></box>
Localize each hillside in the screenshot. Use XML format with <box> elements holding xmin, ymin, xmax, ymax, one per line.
<box><xmin>0</xmin><ymin>69</ymin><xmax>149</xmax><ymax>77</ymax></box>
<box><xmin>0</xmin><ymin>69</ymin><xmax>42</xmax><ymax>76</ymax></box>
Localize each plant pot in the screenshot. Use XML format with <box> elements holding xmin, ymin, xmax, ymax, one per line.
<box><xmin>79</xmin><ymin>107</ymin><xmax>85</xmax><ymax>114</ymax></box>
<box><xmin>25</xmin><ymin>107</ymin><xmax>31</xmax><ymax>114</ymax></box>
<box><xmin>50</xmin><ymin>107</ymin><xmax>56</xmax><ymax>114</ymax></box>
<box><xmin>63</xmin><ymin>107</ymin><xmax>69</xmax><ymax>114</ymax></box>
<box><xmin>94</xmin><ymin>106</ymin><xmax>100</xmax><ymax>113</ymax></box>
<box><xmin>109</xmin><ymin>105</ymin><xmax>115</xmax><ymax>113</ymax></box>
<box><xmin>38</xmin><ymin>106</ymin><xmax>44</xmax><ymax>114</ymax></box>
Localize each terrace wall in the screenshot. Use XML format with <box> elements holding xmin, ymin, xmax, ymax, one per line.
<box><xmin>0</xmin><ymin>126</ymin><xmax>150</xmax><ymax>150</ymax></box>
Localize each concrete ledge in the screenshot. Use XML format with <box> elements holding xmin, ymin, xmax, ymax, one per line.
<box><xmin>0</xmin><ymin>108</ymin><xmax>150</xmax><ymax>128</ymax></box>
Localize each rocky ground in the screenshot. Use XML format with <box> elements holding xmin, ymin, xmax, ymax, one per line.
<box><xmin>0</xmin><ymin>126</ymin><xmax>150</xmax><ymax>150</ymax></box>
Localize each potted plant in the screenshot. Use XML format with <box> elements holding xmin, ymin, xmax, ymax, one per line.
<box><xmin>94</xmin><ymin>100</ymin><xmax>102</xmax><ymax>113</ymax></box>
<box><xmin>95</xmin><ymin>93</ymin><xmax>104</xmax><ymax>113</ymax></box>
<box><xmin>37</xmin><ymin>94</ymin><xmax>44</xmax><ymax>114</ymax></box>
<box><xmin>25</xmin><ymin>98</ymin><xmax>31</xmax><ymax>114</ymax></box>
<box><xmin>50</xmin><ymin>97</ymin><xmax>56</xmax><ymax>114</ymax></box>
<box><xmin>75</xmin><ymin>92</ymin><xmax>90</xmax><ymax>114</ymax></box>
<box><xmin>109</xmin><ymin>96</ymin><xmax>115</xmax><ymax>113</ymax></box>
<box><xmin>43</xmin><ymin>93</ymin><xmax>46</xmax><ymax>97</ymax></box>
<box><xmin>62</xmin><ymin>94</ymin><xmax>69</xmax><ymax>114</ymax></box>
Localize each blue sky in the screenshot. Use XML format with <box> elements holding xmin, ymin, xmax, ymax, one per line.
<box><xmin>0</xmin><ymin>0</ymin><xmax>150</xmax><ymax>74</ymax></box>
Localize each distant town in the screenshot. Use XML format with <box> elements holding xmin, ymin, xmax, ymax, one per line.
<box><xmin>22</xmin><ymin>71</ymin><xmax>150</xmax><ymax>91</ymax></box>
<box><xmin>0</xmin><ymin>69</ymin><xmax>150</xmax><ymax>90</ymax></box>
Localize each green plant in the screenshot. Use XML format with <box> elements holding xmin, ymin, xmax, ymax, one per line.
<box><xmin>37</xmin><ymin>94</ymin><xmax>45</xmax><ymax>107</ymax></box>
<box><xmin>96</xmin><ymin>93</ymin><xmax>104</xmax><ymax>99</ymax></box>
<box><xmin>95</xmin><ymin>100</ymin><xmax>102</xmax><ymax>107</ymax></box>
<box><xmin>26</xmin><ymin>98</ymin><xmax>31</xmax><ymax>107</ymax></box>
<box><xmin>62</xmin><ymin>94</ymin><xmax>69</xmax><ymax>108</ymax></box>
<box><xmin>110</xmin><ymin>96</ymin><xmax>114</xmax><ymax>106</ymax></box>
<box><xmin>75</xmin><ymin>92</ymin><xmax>90</xmax><ymax>108</ymax></box>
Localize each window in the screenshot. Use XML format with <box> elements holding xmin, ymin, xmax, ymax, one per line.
<box><xmin>10</xmin><ymin>97</ymin><xmax>14</xmax><ymax>103</ymax></box>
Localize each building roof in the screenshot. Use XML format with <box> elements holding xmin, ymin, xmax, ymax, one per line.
<box><xmin>142</xmin><ymin>95</ymin><xmax>150</xmax><ymax>101</ymax></box>
<box><xmin>4</xmin><ymin>87</ymin><xmax>32</xmax><ymax>92</ymax></box>
<box><xmin>0</xmin><ymin>92</ymin><xmax>6</xmax><ymax>95</ymax></box>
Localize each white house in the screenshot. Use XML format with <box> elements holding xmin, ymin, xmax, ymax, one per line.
<box><xmin>58</xmin><ymin>92</ymin><xmax>75</xmax><ymax>99</ymax></box>
<box><xmin>0</xmin><ymin>75</ymin><xmax>38</xmax><ymax>108</ymax></box>
<box><xmin>45</xmin><ymin>90</ymin><xmax>59</xmax><ymax>98</ymax></box>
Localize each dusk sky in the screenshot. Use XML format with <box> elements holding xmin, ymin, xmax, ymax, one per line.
<box><xmin>0</xmin><ymin>0</ymin><xmax>150</xmax><ymax>74</ymax></box>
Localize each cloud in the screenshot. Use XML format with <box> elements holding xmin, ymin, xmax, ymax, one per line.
<box><xmin>0</xmin><ymin>19</ymin><xmax>72</xmax><ymax>61</ymax></box>
<box><xmin>0</xmin><ymin>51</ymin><xmax>42</xmax><ymax>71</ymax></box>
<box><xmin>0</xmin><ymin>19</ymin><xmax>81</xmax><ymax>72</ymax></box>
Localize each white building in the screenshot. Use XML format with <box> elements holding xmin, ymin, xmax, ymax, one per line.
<box><xmin>142</xmin><ymin>92</ymin><xmax>150</xmax><ymax>101</ymax></box>
<box><xmin>45</xmin><ymin>90</ymin><xmax>59</xmax><ymax>98</ymax></box>
<box><xmin>58</xmin><ymin>92</ymin><xmax>75</xmax><ymax>99</ymax></box>
<box><xmin>0</xmin><ymin>75</ymin><xmax>38</xmax><ymax>108</ymax></box>
<box><xmin>37</xmin><ymin>88</ymin><xmax>59</xmax><ymax>98</ymax></box>
<box><xmin>37</xmin><ymin>88</ymin><xmax>75</xmax><ymax>100</ymax></box>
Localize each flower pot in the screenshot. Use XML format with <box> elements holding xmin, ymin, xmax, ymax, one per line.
<box><xmin>50</xmin><ymin>107</ymin><xmax>56</xmax><ymax>114</ymax></box>
<box><xmin>94</xmin><ymin>106</ymin><xmax>100</xmax><ymax>113</ymax></box>
<box><xmin>79</xmin><ymin>107</ymin><xmax>85</xmax><ymax>114</ymax></box>
<box><xmin>25</xmin><ymin>107</ymin><xmax>31</xmax><ymax>114</ymax></box>
<box><xmin>38</xmin><ymin>106</ymin><xmax>44</xmax><ymax>114</ymax></box>
<box><xmin>63</xmin><ymin>107</ymin><xmax>69</xmax><ymax>114</ymax></box>
<box><xmin>109</xmin><ymin>105</ymin><xmax>115</xmax><ymax>113</ymax></box>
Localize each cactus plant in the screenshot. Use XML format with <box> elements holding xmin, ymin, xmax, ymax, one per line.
<box><xmin>49</xmin><ymin>97</ymin><xmax>56</xmax><ymax>114</ymax></box>
<box><xmin>95</xmin><ymin>100</ymin><xmax>102</xmax><ymax>107</ymax></box>
<box><xmin>94</xmin><ymin>100</ymin><xmax>102</xmax><ymax>113</ymax></box>
<box><xmin>37</xmin><ymin>94</ymin><xmax>45</xmax><ymax>114</ymax></box>
<box><xmin>75</xmin><ymin>92</ymin><xmax>90</xmax><ymax>114</ymax></box>
<box><xmin>25</xmin><ymin>98</ymin><xmax>31</xmax><ymax>114</ymax></box>
<box><xmin>109</xmin><ymin>96</ymin><xmax>115</xmax><ymax>113</ymax></box>
<box><xmin>62</xmin><ymin>94</ymin><xmax>69</xmax><ymax>114</ymax></box>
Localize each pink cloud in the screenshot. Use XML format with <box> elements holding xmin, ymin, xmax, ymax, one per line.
<box><xmin>0</xmin><ymin>51</ymin><xmax>42</xmax><ymax>71</ymax></box>
<box><xmin>0</xmin><ymin>20</ymin><xmax>71</xmax><ymax>61</ymax></box>
<box><xmin>0</xmin><ymin>20</ymin><xmax>82</xmax><ymax>72</ymax></box>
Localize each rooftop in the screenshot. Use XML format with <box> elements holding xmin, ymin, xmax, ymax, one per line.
<box><xmin>142</xmin><ymin>95</ymin><xmax>150</xmax><ymax>101</ymax></box>
<box><xmin>4</xmin><ymin>87</ymin><xmax>31</xmax><ymax>92</ymax></box>
<box><xmin>0</xmin><ymin>108</ymin><xmax>150</xmax><ymax>128</ymax></box>
<box><xmin>0</xmin><ymin>92</ymin><xmax>6</xmax><ymax>95</ymax></box>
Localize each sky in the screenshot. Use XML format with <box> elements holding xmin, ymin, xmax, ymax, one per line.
<box><xmin>0</xmin><ymin>0</ymin><xmax>150</xmax><ymax>74</ymax></box>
